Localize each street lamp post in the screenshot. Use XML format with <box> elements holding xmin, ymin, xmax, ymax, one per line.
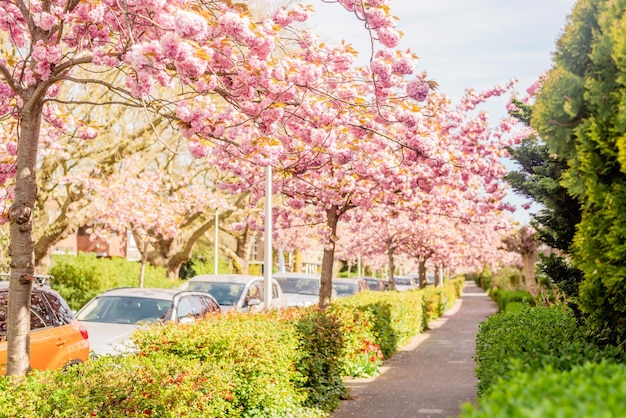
<box><xmin>214</xmin><ymin>210</ymin><xmax>219</xmax><ymax>275</ymax></box>
<box><xmin>264</xmin><ymin>165</ymin><xmax>273</xmax><ymax>309</ymax></box>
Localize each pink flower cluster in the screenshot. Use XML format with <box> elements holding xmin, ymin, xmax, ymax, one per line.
<box><xmin>407</xmin><ymin>79</ymin><xmax>429</xmax><ymax>102</ymax></box>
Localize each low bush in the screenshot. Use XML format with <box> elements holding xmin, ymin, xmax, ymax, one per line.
<box><xmin>489</xmin><ymin>288</ymin><xmax>535</xmax><ymax>313</ymax></box>
<box><xmin>0</xmin><ymin>355</ymin><xmax>241</xmax><ymax>417</ymax></box>
<box><xmin>334</xmin><ymin>290</ymin><xmax>423</xmax><ymax>359</ymax></box>
<box><xmin>289</xmin><ymin>308</ymin><xmax>348</xmax><ymax>412</ymax></box>
<box><xmin>132</xmin><ymin>311</ymin><xmax>314</xmax><ymax>417</ymax></box>
<box><xmin>460</xmin><ymin>362</ymin><xmax>626</xmax><ymax>417</ymax></box>
<box><xmin>474</xmin><ymin>305</ymin><xmax>623</xmax><ymax>396</ymax></box>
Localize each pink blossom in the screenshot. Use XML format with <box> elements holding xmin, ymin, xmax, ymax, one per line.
<box><xmin>219</xmin><ymin>12</ymin><xmax>249</xmax><ymax>40</ymax></box>
<box><xmin>175</xmin><ymin>55</ymin><xmax>208</xmax><ymax>79</ymax></box>
<box><xmin>6</xmin><ymin>142</ymin><xmax>17</xmax><ymax>155</ymax></box>
<box><xmin>391</xmin><ymin>55</ymin><xmax>415</xmax><ymax>75</ymax></box>
<box><xmin>376</xmin><ymin>27</ymin><xmax>401</xmax><ymax>48</ymax></box>
<box><xmin>35</xmin><ymin>12</ymin><xmax>57</xmax><ymax>31</ymax></box>
<box><xmin>187</xmin><ymin>142</ymin><xmax>211</xmax><ymax>158</ymax></box>
<box><xmin>77</xmin><ymin>126</ymin><xmax>98</xmax><ymax>140</ymax></box>
<box><xmin>87</xmin><ymin>4</ymin><xmax>106</xmax><ymax>23</ymax></box>
<box><xmin>407</xmin><ymin>79</ymin><xmax>429</xmax><ymax>102</ymax></box>
<box><xmin>175</xmin><ymin>11</ymin><xmax>208</xmax><ymax>41</ymax></box>
<box><xmin>334</xmin><ymin>149</ymin><xmax>354</xmax><ymax>165</ymax></box>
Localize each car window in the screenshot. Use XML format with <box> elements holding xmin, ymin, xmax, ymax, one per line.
<box><xmin>77</xmin><ymin>296</ymin><xmax>172</xmax><ymax>324</ymax></box>
<box><xmin>244</xmin><ymin>283</ymin><xmax>263</xmax><ymax>305</ymax></box>
<box><xmin>272</xmin><ymin>283</ymin><xmax>281</xmax><ymax>299</ymax></box>
<box><xmin>30</xmin><ymin>292</ymin><xmax>54</xmax><ymax>330</ymax></box>
<box><xmin>0</xmin><ymin>293</ymin><xmax>7</xmax><ymax>336</ymax></box>
<box><xmin>0</xmin><ymin>291</ymin><xmax>57</xmax><ymax>334</ymax></box>
<box><xmin>334</xmin><ymin>283</ymin><xmax>357</xmax><ymax>297</ymax></box>
<box><xmin>43</xmin><ymin>292</ymin><xmax>73</xmax><ymax>325</ymax></box>
<box><xmin>296</xmin><ymin>279</ymin><xmax>319</xmax><ymax>295</ymax></box>
<box><xmin>176</xmin><ymin>297</ymin><xmax>194</xmax><ymax>321</ymax></box>
<box><xmin>184</xmin><ymin>282</ymin><xmax>244</xmax><ymax>306</ymax></box>
<box><xmin>199</xmin><ymin>296</ymin><xmax>220</xmax><ymax>314</ymax></box>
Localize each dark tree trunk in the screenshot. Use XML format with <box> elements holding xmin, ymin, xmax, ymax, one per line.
<box><xmin>7</xmin><ymin>98</ymin><xmax>44</xmax><ymax>376</ymax></box>
<box><xmin>319</xmin><ymin>205</ymin><xmax>340</xmax><ymax>309</ymax></box>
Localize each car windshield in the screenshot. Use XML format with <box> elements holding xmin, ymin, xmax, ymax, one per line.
<box><xmin>181</xmin><ymin>282</ymin><xmax>244</xmax><ymax>306</ymax></box>
<box><xmin>394</xmin><ymin>278</ymin><xmax>411</xmax><ymax>286</ymax></box>
<box><xmin>76</xmin><ymin>296</ymin><xmax>172</xmax><ymax>324</ymax></box>
<box><xmin>334</xmin><ymin>283</ymin><xmax>357</xmax><ymax>297</ymax></box>
<box><xmin>275</xmin><ymin>278</ymin><xmax>319</xmax><ymax>295</ymax></box>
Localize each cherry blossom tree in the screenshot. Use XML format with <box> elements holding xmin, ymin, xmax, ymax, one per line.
<box><xmin>1</xmin><ymin>0</ymin><xmax>420</xmax><ymax>375</ymax></box>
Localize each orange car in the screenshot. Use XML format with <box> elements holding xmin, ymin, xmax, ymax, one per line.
<box><xmin>0</xmin><ymin>277</ymin><xmax>90</xmax><ymax>374</ymax></box>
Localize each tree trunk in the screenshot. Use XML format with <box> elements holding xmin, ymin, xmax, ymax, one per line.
<box><xmin>434</xmin><ymin>265</ymin><xmax>442</xmax><ymax>287</ymax></box>
<box><xmin>522</xmin><ymin>252</ymin><xmax>538</xmax><ymax>298</ymax></box>
<box><xmin>418</xmin><ymin>259</ymin><xmax>427</xmax><ymax>288</ymax></box>
<box><xmin>387</xmin><ymin>243</ymin><xmax>396</xmax><ymax>290</ymax></box>
<box><xmin>319</xmin><ymin>205</ymin><xmax>339</xmax><ymax>309</ymax></box>
<box><xmin>7</xmin><ymin>99</ymin><xmax>44</xmax><ymax>376</ymax></box>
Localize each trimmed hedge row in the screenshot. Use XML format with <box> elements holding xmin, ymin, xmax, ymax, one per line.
<box><xmin>461</xmin><ymin>305</ymin><xmax>624</xmax><ymax>417</ymax></box>
<box><xmin>461</xmin><ymin>362</ymin><xmax>626</xmax><ymax>418</ymax></box>
<box><xmin>489</xmin><ymin>288</ymin><xmax>535</xmax><ymax>313</ymax></box>
<box><xmin>0</xmin><ymin>279</ymin><xmax>463</xmax><ymax>417</ymax></box>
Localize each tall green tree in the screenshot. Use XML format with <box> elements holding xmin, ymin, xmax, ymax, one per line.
<box><xmin>532</xmin><ymin>0</ymin><xmax>626</xmax><ymax>343</ymax></box>
<box><xmin>505</xmin><ymin>99</ymin><xmax>583</xmax><ymax>309</ymax></box>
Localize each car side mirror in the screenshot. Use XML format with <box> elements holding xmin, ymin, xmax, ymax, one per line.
<box><xmin>247</xmin><ymin>298</ymin><xmax>261</xmax><ymax>307</ymax></box>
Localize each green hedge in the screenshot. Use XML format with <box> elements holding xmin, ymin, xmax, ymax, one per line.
<box><xmin>489</xmin><ymin>288</ymin><xmax>535</xmax><ymax>313</ymax></box>
<box><xmin>132</xmin><ymin>312</ymin><xmax>313</xmax><ymax>417</ymax></box>
<box><xmin>0</xmin><ymin>278</ymin><xmax>464</xmax><ymax>416</ymax></box>
<box><xmin>474</xmin><ymin>305</ymin><xmax>623</xmax><ymax>397</ymax></box>
<box><xmin>460</xmin><ymin>362</ymin><xmax>626</xmax><ymax>417</ymax></box>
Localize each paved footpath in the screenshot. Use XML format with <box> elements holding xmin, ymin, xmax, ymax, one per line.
<box><xmin>332</xmin><ymin>281</ymin><xmax>498</xmax><ymax>418</ymax></box>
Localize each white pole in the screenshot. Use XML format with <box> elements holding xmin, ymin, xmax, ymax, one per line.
<box><xmin>214</xmin><ymin>210</ymin><xmax>219</xmax><ymax>275</ymax></box>
<box><xmin>264</xmin><ymin>165</ymin><xmax>273</xmax><ymax>309</ymax></box>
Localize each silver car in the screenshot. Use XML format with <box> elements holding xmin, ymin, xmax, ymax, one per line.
<box><xmin>178</xmin><ymin>274</ymin><xmax>286</xmax><ymax>312</ymax></box>
<box><xmin>333</xmin><ymin>278</ymin><xmax>370</xmax><ymax>298</ymax></box>
<box><xmin>75</xmin><ymin>287</ymin><xmax>221</xmax><ymax>356</ymax></box>
<box><xmin>272</xmin><ymin>272</ymin><xmax>337</xmax><ymax>307</ymax></box>
<box><xmin>390</xmin><ymin>276</ymin><xmax>417</xmax><ymax>291</ymax></box>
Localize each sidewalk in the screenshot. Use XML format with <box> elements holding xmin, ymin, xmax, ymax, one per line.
<box><xmin>332</xmin><ymin>281</ymin><xmax>498</xmax><ymax>418</ymax></box>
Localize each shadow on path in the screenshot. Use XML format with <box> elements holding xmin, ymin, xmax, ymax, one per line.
<box><xmin>331</xmin><ymin>281</ymin><xmax>497</xmax><ymax>418</ymax></box>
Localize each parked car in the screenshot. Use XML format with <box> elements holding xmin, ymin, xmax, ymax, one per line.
<box><xmin>333</xmin><ymin>278</ymin><xmax>370</xmax><ymax>298</ymax></box>
<box><xmin>360</xmin><ymin>277</ymin><xmax>388</xmax><ymax>291</ymax></box>
<box><xmin>406</xmin><ymin>273</ymin><xmax>436</xmax><ymax>288</ymax></box>
<box><xmin>178</xmin><ymin>274</ymin><xmax>286</xmax><ymax>312</ymax></box>
<box><xmin>75</xmin><ymin>287</ymin><xmax>221</xmax><ymax>356</ymax></box>
<box><xmin>0</xmin><ymin>275</ymin><xmax>90</xmax><ymax>374</ymax></box>
<box><xmin>272</xmin><ymin>272</ymin><xmax>337</xmax><ymax>307</ymax></box>
<box><xmin>390</xmin><ymin>275</ymin><xmax>417</xmax><ymax>291</ymax></box>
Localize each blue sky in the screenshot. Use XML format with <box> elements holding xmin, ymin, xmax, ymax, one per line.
<box><xmin>306</xmin><ymin>0</ymin><xmax>578</xmax><ymax>224</ymax></box>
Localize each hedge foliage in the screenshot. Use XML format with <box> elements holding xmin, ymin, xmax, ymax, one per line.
<box><xmin>474</xmin><ymin>305</ymin><xmax>623</xmax><ymax>397</ymax></box>
<box><xmin>489</xmin><ymin>288</ymin><xmax>535</xmax><ymax>313</ymax></box>
<box><xmin>0</xmin><ymin>277</ymin><xmax>463</xmax><ymax>416</ymax></box>
<box><xmin>460</xmin><ymin>362</ymin><xmax>626</xmax><ymax>418</ymax></box>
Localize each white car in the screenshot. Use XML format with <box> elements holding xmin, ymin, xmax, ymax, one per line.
<box><xmin>178</xmin><ymin>274</ymin><xmax>286</xmax><ymax>312</ymax></box>
<box><xmin>273</xmin><ymin>272</ymin><xmax>337</xmax><ymax>307</ymax></box>
<box><xmin>390</xmin><ymin>276</ymin><xmax>417</xmax><ymax>291</ymax></box>
<box><xmin>75</xmin><ymin>287</ymin><xmax>221</xmax><ymax>356</ymax></box>
<box><xmin>333</xmin><ymin>278</ymin><xmax>370</xmax><ymax>298</ymax></box>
